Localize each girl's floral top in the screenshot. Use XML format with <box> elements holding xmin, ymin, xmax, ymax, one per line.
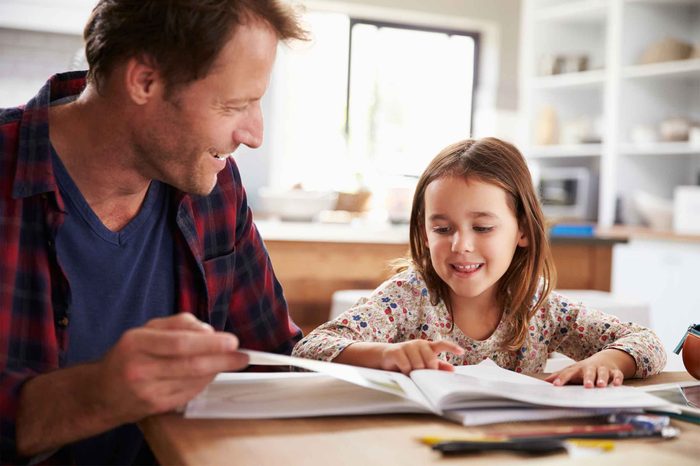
<box><xmin>292</xmin><ymin>268</ymin><xmax>667</xmax><ymax>377</ymax></box>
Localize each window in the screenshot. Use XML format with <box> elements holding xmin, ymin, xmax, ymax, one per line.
<box><xmin>347</xmin><ymin>19</ymin><xmax>477</xmax><ymax>178</ymax></box>
<box><xmin>267</xmin><ymin>12</ymin><xmax>478</xmax><ymax>194</ymax></box>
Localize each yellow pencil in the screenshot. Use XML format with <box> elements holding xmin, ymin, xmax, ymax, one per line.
<box><xmin>419</xmin><ymin>435</ymin><xmax>508</xmax><ymax>446</ymax></box>
<box><xmin>566</xmin><ymin>439</ymin><xmax>616</xmax><ymax>451</ymax></box>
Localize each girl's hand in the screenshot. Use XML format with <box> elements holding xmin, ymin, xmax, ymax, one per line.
<box><xmin>544</xmin><ymin>349</ymin><xmax>637</xmax><ymax>388</ymax></box>
<box><xmin>380</xmin><ymin>340</ymin><xmax>464</xmax><ymax>375</ymax></box>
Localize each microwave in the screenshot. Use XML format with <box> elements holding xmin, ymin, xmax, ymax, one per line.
<box><xmin>537</xmin><ymin>167</ymin><xmax>591</xmax><ymax>220</ymax></box>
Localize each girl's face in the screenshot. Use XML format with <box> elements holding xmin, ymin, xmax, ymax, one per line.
<box><xmin>423</xmin><ymin>176</ymin><xmax>528</xmax><ymax>310</ymax></box>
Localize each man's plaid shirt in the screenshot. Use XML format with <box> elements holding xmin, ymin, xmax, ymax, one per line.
<box><xmin>0</xmin><ymin>72</ymin><xmax>301</xmax><ymax>463</ymax></box>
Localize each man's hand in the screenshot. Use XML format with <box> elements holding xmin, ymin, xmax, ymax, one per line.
<box><xmin>544</xmin><ymin>349</ymin><xmax>637</xmax><ymax>388</ymax></box>
<box><xmin>17</xmin><ymin>313</ymin><xmax>248</xmax><ymax>457</ymax></box>
<box><xmin>97</xmin><ymin>313</ymin><xmax>249</xmax><ymax>424</ymax></box>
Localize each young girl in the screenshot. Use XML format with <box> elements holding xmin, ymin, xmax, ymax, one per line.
<box><xmin>293</xmin><ymin>138</ymin><xmax>666</xmax><ymax>387</ymax></box>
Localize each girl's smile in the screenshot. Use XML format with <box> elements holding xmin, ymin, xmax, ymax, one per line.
<box><xmin>450</xmin><ymin>262</ymin><xmax>483</xmax><ymax>275</ymax></box>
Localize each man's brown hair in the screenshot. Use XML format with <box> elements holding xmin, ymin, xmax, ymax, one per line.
<box><xmin>83</xmin><ymin>0</ymin><xmax>307</xmax><ymax>94</ymax></box>
<box><xmin>408</xmin><ymin>137</ymin><xmax>557</xmax><ymax>350</ymax></box>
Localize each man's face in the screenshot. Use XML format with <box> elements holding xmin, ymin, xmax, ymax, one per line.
<box><xmin>134</xmin><ymin>19</ymin><xmax>278</xmax><ymax>195</ymax></box>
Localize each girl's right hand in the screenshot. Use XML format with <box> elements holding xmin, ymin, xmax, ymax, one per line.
<box><xmin>380</xmin><ymin>340</ymin><xmax>465</xmax><ymax>374</ymax></box>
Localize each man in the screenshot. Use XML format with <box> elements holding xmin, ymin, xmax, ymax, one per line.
<box><xmin>0</xmin><ymin>1</ymin><xmax>307</xmax><ymax>463</ymax></box>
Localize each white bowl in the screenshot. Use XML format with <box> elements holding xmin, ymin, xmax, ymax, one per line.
<box><xmin>259</xmin><ymin>187</ymin><xmax>338</xmax><ymax>221</ymax></box>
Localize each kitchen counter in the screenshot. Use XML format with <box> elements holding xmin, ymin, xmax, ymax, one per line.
<box><xmin>257</xmin><ymin>221</ymin><xmax>409</xmax><ymax>334</ymax></box>
<box><xmin>598</xmin><ymin>225</ymin><xmax>700</xmax><ymax>244</ymax></box>
<box><xmin>255</xmin><ymin>219</ymin><xmax>409</xmax><ymax>244</ymax></box>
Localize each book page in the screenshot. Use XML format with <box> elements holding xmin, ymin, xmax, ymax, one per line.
<box><xmin>241</xmin><ymin>350</ymin><xmax>434</xmax><ymax>412</ymax></box>
<box><xmin>410</xmin><ymin>364</ymin><xmax>672</xmax><ymax>411</ymax></box>
<box><xmin>185</xmin><ymin>372</ymin><xmax>432</xmax><ymax>419</ymax></box>
<box><xmin>451</xmin><ymin>358</ymin><xmax>548</xmax><ymax>386</ymax></box>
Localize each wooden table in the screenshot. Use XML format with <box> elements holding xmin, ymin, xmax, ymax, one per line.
<box><xmin>140</xmin><ymin>372</ymin><xmax>700</xmax><ymax>465</ymax></box>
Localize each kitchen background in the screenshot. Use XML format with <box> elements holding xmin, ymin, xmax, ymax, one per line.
<box><xmin>1</xmin><ymin>0</ymin><xmax>698</xmax><ymax>370</ymax></box>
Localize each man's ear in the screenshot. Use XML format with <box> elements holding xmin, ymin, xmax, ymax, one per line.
<box><xmin>124</xmin><ymin>55</ymin><xmax>162</xmax><ymax>105</ymax></box>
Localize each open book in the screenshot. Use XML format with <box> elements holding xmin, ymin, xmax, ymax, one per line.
<box><xmin>185</xmin><ymin>350</ymin><xmax>672</xmax><ymax>426</ymax></box>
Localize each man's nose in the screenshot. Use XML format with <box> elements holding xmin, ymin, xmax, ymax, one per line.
<box><xmin>233</xmin><ymin>104</ymin><xmax>263</xmax><ymax>149</ymax></box>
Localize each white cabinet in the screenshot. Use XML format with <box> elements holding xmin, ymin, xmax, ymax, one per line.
<box><xmin>611</xmin><ymin>238</ymin><xmax>699</xmax><ymax>370</ymax></box>
<box><xmin>520</xmin><ymin>0</ymin><xmax>700</xmax><ymax>227</ymax></box>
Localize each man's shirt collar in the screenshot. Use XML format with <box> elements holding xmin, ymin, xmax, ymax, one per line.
<box><xmin>12</xmin><ymin>71</ymin><xmax>87</xmax><ymax>200</ymax></box>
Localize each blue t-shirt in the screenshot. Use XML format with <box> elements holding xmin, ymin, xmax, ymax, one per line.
<box><xmin>52</xmin><ymin>148</ymin><xmax>176</xmax><ymax>465</ymax></box>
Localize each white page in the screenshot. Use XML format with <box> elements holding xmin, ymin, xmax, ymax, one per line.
<box><xmin>451</xmin><ymin>359</ymin><xmax>548</xmax><ymax>386</ymax></box>
<box><xmin>410</xmin><ymin>369</ymin><xmax>672</xmax><ymax>410</ymax></box>
<box><xmin>241</xmin><ymin>350</ymin><xmax>434</xmax><ymax>411</ymax></box>
<box><xmin>239</xmin><ymin>350</ymin><xmax>670</xmax><ymax>415</ymax></box>
<box><xmin>185</xmin><ymin>372</ymin><xmax>432</xmax><ymax>419</ymax></box>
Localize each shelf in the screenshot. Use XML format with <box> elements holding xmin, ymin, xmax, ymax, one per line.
<box><xmin>523</xmin><ymin>0</ymin><xmax>700</xmax><ymax>227</ymax></box>
<box><xmin>531</xmin><ymin>69</ymin><xmax>606</xmax><ymax>89</ymax></box>
<box><xmin>525</xmin><ymin>144</ymin><xmax>603</xmax><ymax>158</ymax></box>
<box><xmin>533</xmin><ymin>0</ymin><xmax>607</xmax><ymax>23</ymax></box>
<box><xmin>619</xmin><ymin>142</ymin><xmax>700</xmax><ymax>156</ymax></box>
<box><xmin>623</xmin><ymin>59</ymin><xmax>700</xmax><ymax>80</ymax></box>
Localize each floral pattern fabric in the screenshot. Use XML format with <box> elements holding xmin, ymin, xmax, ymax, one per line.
<box><xmin>292</xmin><ymin>268</ymin><xmax>666</xmax><ymax>378</ymax></box>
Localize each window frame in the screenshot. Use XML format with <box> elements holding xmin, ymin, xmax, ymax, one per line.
<box><xmin>344</xmin><ymin>17</ymin><xmax>481</xmax><ymax>137</ymax></box>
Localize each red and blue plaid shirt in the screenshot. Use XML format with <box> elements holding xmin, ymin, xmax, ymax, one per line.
<box><xmin>0</xmin><ymin>72</ymin><xmax>302</xmax><ymax>463</ymax></box>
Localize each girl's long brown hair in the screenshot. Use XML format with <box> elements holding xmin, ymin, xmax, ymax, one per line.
<box><xmin>407</xmin><ymin>137</ymin><xmax>556</xmax><ymax>350</ymax></box>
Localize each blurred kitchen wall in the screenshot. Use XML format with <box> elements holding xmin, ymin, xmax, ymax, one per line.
<box><xmin>0</xmin><ymin>0</ymin><xmax>521</xmax><ymax>210</ymax></box>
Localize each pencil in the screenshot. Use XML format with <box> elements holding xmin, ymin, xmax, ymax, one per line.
<box><xmin>420</xmin><ymin>423</ymin><xmax>635</xmax><ymax>445</ymax></box>
<box><xmin>420</xmin><ymin>423</ymin><xmax>679</xmax><ymax>445</ymax></box>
